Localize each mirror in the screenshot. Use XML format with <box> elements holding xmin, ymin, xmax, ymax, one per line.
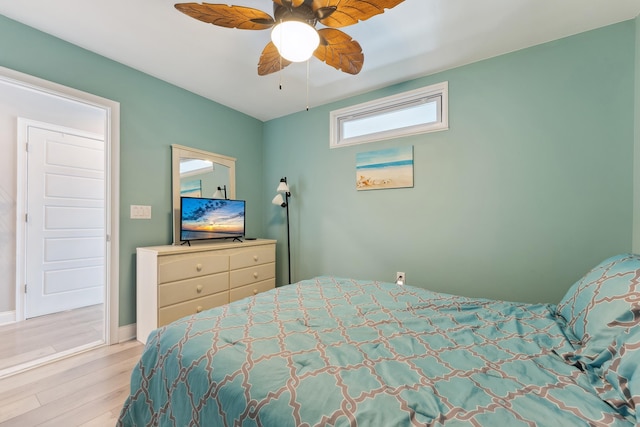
<box><xmin>171</xmin><ymin>144</ymin><xmax>236</xmax><ymax>244</ymax></box>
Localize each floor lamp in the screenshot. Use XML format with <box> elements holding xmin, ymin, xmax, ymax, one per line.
<box><xmin>272</xmin><ymin>177</ymin><xmax>291</xmax><ymax>284</ymax></box>
<box><xmin>213</xmin><ymin>185</ymin><xmax>227</xmax><ymax>199</ymax></box>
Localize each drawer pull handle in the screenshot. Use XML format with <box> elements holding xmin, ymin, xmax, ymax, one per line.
<box><xmin>196</xmin><ymin>285</ymin><xmax>203</xmax><ymax>293</ymax></box>
<box><xmin>253</xmin><ymin>289</ymin><xmax>258</xmax><ymax>295</ymax></box>
<box><xmin>253</xmin><ymin>272</ymin><xmax>259</xmax><ymax>279</ymax></box>
<box><xmin>253</xmin><ymin>255</ymin><xmax>259</xmax><ymax>262</ymax></box>
<box><xmin>196</xmin><ymin>306</ymin><xmax>203</xmax><ymax>313</ymax></box>
<box><xmin>196</xmin><ymin>263</ymin><xmax>203</xmax><ymax>272</ymax></box>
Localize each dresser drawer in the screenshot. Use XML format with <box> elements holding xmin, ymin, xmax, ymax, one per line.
<box><xmin>230</xmin><ymin>262</ymin><xmax>275</xmax><ymax>289</ymax></box>
<box><xmin>158</xmin><ymin>272</ymin><xmax>228</xmax><ymax>307</ymax></box>
<box><xmin>229</xmin><ymin>278</ymin><xmax>275</xmax><ymax>303</ymax></box>
<box><xmin>158</xmin><ymin>252</ymin><xmax>229</xmax><ymax>284</ymax></box>
<box><xmin>229</xmin><ymin>246</ymin><xmax>275</xmax><ymax>270</ymax></box>
<box><xmin>158</xmin><ymin>292</ymin><xmax>229</xmax><ymax>326</ymax></box>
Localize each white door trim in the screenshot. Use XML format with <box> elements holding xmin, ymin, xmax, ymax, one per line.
<box><xmin>4</xmin><ymin>65</ymin><xmax>120</xmax><ymax>345</ymax></box>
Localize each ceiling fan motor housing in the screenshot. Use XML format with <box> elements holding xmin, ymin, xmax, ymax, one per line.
<box><xmin>273</xmin><ymin>1</ymin><xmax>317</xmax><ymax>27</ymax></box>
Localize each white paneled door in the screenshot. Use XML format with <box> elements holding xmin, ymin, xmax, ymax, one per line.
<box><xmin>25</xmin><ymin>125</ymin><xmax>105</xmax><ymax>319</ymax></box>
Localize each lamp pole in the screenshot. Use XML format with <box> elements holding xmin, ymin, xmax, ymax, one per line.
<box><xmin>272</xmin><ymin>177</ymin><xmax>292</xmax><ymax>285</ymax></box>
<box><xmin>284</xmin><ymin>190</ymin><xmax>291</xmax><ymax>284</ymax></box>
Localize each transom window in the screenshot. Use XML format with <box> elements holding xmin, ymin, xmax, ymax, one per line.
<box><xmin>330</xmin><ymin>81</ymin><xmax>448</xmax><ymax>148</ymax></box>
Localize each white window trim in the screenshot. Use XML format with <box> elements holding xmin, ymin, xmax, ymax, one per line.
<box><xmin>330</xmin><ymin>81</ymin><xmax>448</xmax><ymax>148</ymax></box>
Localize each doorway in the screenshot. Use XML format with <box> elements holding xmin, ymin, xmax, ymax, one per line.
<box><xmin>0</xmin><ymin>66</ymin><xmax>120</xmax><ymax>377</ymax></box>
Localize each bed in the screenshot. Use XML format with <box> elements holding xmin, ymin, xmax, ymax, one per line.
<box><xmin>118</xmin><ymin>253</ymin><xmax>640</xmax><ymax>426</ymax></box>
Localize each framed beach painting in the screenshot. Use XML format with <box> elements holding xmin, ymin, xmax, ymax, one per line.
<box><xmin>181</xmin><ymin>179</ymin><xmax>202</xmax><ymax>197</ymax></box>
<box><xmin>356</xmin><ymin>146</ymin><xmax>414</xmax><ymax>190</ymax></box>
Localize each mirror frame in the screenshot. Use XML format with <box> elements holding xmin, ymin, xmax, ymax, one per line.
<box><xmin>171</xmin><ymin>144</ymin><xmax>236</xmax><ymax>245</ymax></box>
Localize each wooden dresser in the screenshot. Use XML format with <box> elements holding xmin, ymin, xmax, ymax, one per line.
<box><xmin>136</xmin><ymin>239</ymin><xmax>276</xmax><ymax>344</ymax></box>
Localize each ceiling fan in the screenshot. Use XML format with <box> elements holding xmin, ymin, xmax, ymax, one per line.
<box><xmin>175</xmin><ymin>0</ymin><xmax>406</xmax><ymax>76</ymax></box>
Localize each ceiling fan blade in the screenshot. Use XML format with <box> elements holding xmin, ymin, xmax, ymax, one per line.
<box><xmin>258</xmin><ymin>42</ymin><xmax>292</xmax><ymax>75</ymax></box>
<box><xmin>272</xmin><ymin>0</ymin><xmax>306</xmax><ymax>7</ymax></box>
<box><xmin>314</xmin><ymin>28</ymin><xmax>363</xmax><ymax>75</ymax></box>
<box><xmin>175</xmin><ymin>3</ymin><xmax>275</xmax><ymax>30</ymax></box>
<box><xmin>312</xmin><ymin>0</ymin><xmax>405</xmax><ymax>28</ymax></box>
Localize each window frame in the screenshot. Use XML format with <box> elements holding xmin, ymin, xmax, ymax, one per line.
<box><xmin>330</xmin><ymin>81</ymin><xmax>448</xmax><ymax>149</ymax></box>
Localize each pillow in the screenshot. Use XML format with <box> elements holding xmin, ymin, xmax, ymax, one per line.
<box><xmin>556</xmin><ymin>253</ymin><xmax>640</xmax><ymax>367</ymax></box>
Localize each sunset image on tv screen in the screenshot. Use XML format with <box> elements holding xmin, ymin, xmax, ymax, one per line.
<box><xmin>180</xmin><ymin>197</ymin><xmax>245</xmax><ymax>241</ymax></box>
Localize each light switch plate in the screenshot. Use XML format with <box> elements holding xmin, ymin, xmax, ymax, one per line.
<box><xmin>130</xmin><ymin>205</ymin><xmax>152</xmax><ymax>219</ymax></box>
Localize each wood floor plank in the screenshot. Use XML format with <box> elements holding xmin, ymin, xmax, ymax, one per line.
<box><xmin>79</xmin><ymin>408</ymin><xmax>121</xmax><ymax>427</ymax></box>
<box><xmin>0</xmin><ymin>346</ymin><xmax>57</xmax><ymax>371</ymax></box>
<box><xmin>37</xmin><ymin>384</ymin><xmax>131</xmax><ymax>427</ymax></box>
<box><xmin>0</xmin><ymin>306</ymin><xmax>101</xmax><ymax>336</ymax></box>
<box><xmin>0</xmin><ymin>341</ymin><xmax>140</xmax><ymax>404</ymax></box>
<box><xmin>6</xmin><ymin>369</ymin><xmax>132</xmax><ymax>425</ymax></box>
<box><xmin>36</xmin><ymin>353</ymin><xmax>138</xmax><ymax>405</ymax></box>
<box><xmin>0</xmin><ymin>395</ymin><xmax>40</xmax><ymax>424</ymax></box>
<box><xmin>0</xmin><ymin>339</ymin><xmax>139</xmax><ymax>393</ymax></box>
<box><xmin>0</xmin><ymin>341</ymin><xmax>143</xmax><ymax>426</ymax></box>
<box><xmin>0</xmin><ymin>305</ymin><xmax>104</xmax><ymax>376</ymax></box>
<box><xmin>0</xmin><ymin>317</ymin><xmax>102</xmax><ymax>358</ymax></box>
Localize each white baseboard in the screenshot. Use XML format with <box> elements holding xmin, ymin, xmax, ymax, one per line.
<box><xmin>118</xmin><ymin>323</ymin><xmax>136</xmax><ymax>343</ymax></box>
<box><xmin>0</xmin><ymin>310</ymin><xmax>16</xmax><ymax>326</ymax></box>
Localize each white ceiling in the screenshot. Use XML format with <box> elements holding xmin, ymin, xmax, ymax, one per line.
<box><xmin>1</xmin><ymin>0</ymin><xmax>639</xmax><ymax>121</ymax></box>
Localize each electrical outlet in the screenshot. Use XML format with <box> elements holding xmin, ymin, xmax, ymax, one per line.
<box><xmin>396</xmin><ymin>271</ymin><xmax>405</xmax><ymax>285</ymax></box>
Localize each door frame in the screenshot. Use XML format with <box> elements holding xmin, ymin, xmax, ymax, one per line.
<box><xmin>4</xmin><ymin>65</ymin><xmax>120</xmax><ymax>346</ymax></box>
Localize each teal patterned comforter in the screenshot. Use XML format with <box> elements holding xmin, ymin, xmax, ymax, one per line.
<box><xmin>118</xmin><ymin>276</ymin><xmax>636</xmax><ymax>426</ymax></box>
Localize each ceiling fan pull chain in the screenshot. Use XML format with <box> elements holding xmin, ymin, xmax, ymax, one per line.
<box><xmin>306</xmin><ymin>59</ymin><xmax>310</xmax><ymax>111</ymax></box>
<box><xmin>275</xmin><ymin>18</ymin><xmax>283</xmax><ymax>90</ymax></box>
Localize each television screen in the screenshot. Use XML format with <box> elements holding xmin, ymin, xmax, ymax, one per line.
<box><xmin>180</xmin><ymin>197</ymin><xmax>245</xmax><ymax>242</ymax></box>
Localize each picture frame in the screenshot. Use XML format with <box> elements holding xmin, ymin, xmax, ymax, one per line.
<box><xmin>356</xmin><ymin>146</ymin><xmax>414</xmax><ymax>190</ymax></box>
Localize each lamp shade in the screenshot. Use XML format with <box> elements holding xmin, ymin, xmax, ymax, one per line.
<box><xmin>276</xmin><ymin>180</ymin><xmax>290</xmax><ymax>193</ymax></box>
<box><xmin>212</xmin><ymin>185</ymin><xmax>226</xmax><ymax>199</ymax></box>
<box><xmin>271</xmin><ymin>21</ymin><xmax>320</xmax><ymax>62</ymax></box>
<box><xmin>272</xmin><ymin>193</ymin><xmax>285</xmax><ymax>206</ymax></box>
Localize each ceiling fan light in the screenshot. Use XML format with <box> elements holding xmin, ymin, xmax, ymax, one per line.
<box><xmin>271</xmin><ymin>21</ymin><xmax>320</xmax><ymax>62</ymax></box>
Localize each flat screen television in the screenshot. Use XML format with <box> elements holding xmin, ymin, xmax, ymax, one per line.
<box><xmin>180</xmin><ymin>197</ymin><xmax>245</xmax><ymax>242</ymax></box>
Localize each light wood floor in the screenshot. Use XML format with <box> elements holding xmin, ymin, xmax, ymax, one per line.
<box><xmin>0</xmin><ymin>305</ymin><xmax>104</xmax><ymax>373</ymax></box>
<box><xmin>0</xmin><ymin>339</ymin><xmax>144</xmax><ymax>426</ymax></box>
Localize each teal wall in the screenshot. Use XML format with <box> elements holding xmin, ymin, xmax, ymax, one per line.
<box><xmin>0</xmin><ymin>15</ymin><xmax>265</xmax><ymax>326</ymax></box>
<box><xmin>1</xmin><ymin>15</ymin><xmax>637</xmax><ymax>326</ymax></box>
<box><xmin>263</xmin><ymin>21</ymin><xmax>636</xmax><ymax>304</ymax></box>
